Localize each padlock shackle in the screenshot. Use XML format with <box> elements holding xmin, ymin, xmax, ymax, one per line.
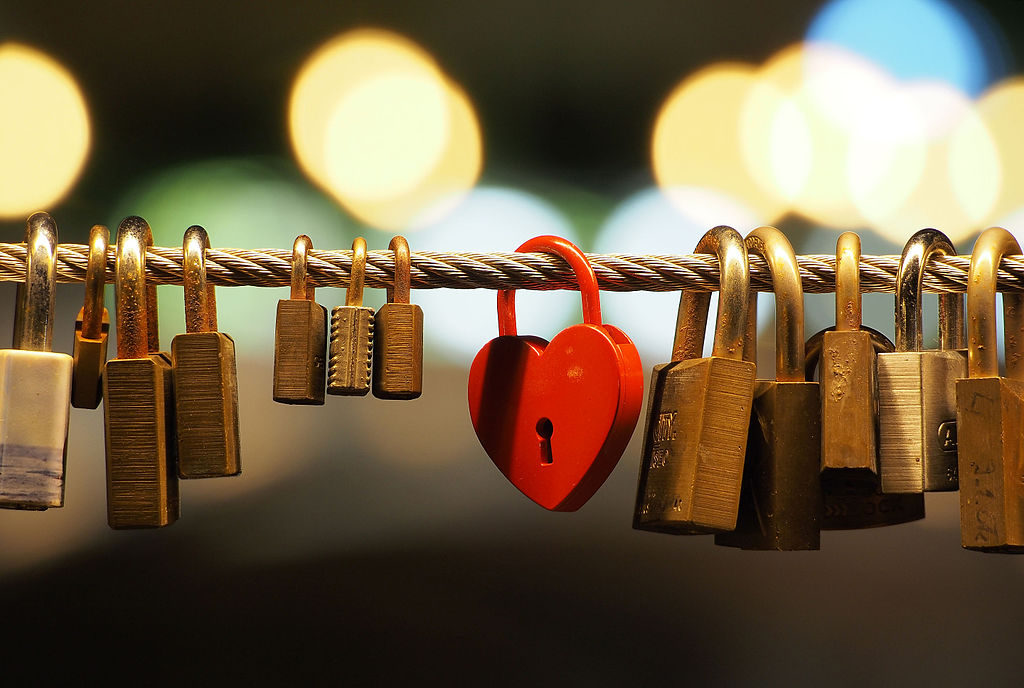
<box><xmin>80</xmin><ymin>224</ymin><xmax>109</xmax><ymax>340</ymax></box>
<box><xmin>894</xmin><ymin>229</ymin><xmax>964</xmax><ymax>352</ymax></box>
<box><xmin>497</xmin><ymin>235</ymin><xmax>601</xmax><ymax>336</ymax></box>
<box><xmin>743</xmin><ymin>226</ymin><xmax>804</xmax><ymax>381</ymax></box>
<box><xmin>671</xmin><ymin>226</ymin><xmax>749</xmax><ymax>362</ymax></box>
<box><xmin>346</xmin><ymin>237</ymin><xmax>368</xmax><ymax>307</ymax></box>
<box><xmin>967</xmin><ymin>227</ymin><xmax>1024</xmax><ymax>379</ymax></box>
<box><xmin>834</xmin><ymin>232</ymin><xmax>862</xmax><ymax>332</ymax></box>
<box><xmin>803</xmin><ymin>325</ymin><xmax>894</xmax><ymax>382</ymax></box>
<box><xmin>114</xmin><ymin>216</ymin><xmax>160</xmax><ymax>359</ymax></box>
<box><xmin>13</xmin><ymin>211</ymin><xmax>59</xmax><ymax>352</ymax></box>
<box><xmin>387</xmin><ymin>235</ymin><xmax>411</xmax><ymax>305</ymax></box>
<box><xmin>290</xmin><ymin>235</ymin><xmax>315</xmax><ymax>302</ymax></box>
<box><xmin>182</xmin><ymin>225</ymin><xmax>217</xmax><ymax>333</ymax></box>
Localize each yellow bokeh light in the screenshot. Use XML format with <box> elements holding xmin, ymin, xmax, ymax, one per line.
<box><xmin>288</xmin><ymin>29</ymin><xmax>482</xmax><ymax>231</ymax></box>
<box><xmin>652</xmin><ymin>63</ymin><xmax>788</xmax><ymax>224</ymax></box>
<box><xmin>977</xmin><ymin>78</ymin><xmax>1024</xmax><ymax>226</ymax></box>
<box><xmin>0</xmin><ymin>43</ymin><xmax>90</xmax><ymax>218</ymax></box>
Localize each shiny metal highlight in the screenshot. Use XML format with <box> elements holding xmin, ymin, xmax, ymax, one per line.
<box><xmin>182</xmin><ymin>226</ymin><xmax>216</xmax><ymax>333</ymax></box>
<box><xmin>743</xmin><ymin>226</ymin><xmax>804</xmax><ymax>382</ymax></box>
<box><xmin>290</xmin><ymin>234</ymin><xmax>314</xmax><ymax>301</ymax></box>
<box><xmin>14</xmin><ymin>211</ymin><xmax>59</xmax><ymax>352</ymax></box>
<box><xmin>966</xmin><ymin>227</ymin><xmax>1024</xmax><ymax>379</ymax></box>
<box><xmin>895</xmin><ymin>228</ymin><xmax>963</xmax><ymax>352</ymax></box>
<box><xmin>346</xmin><ymin>237</ymin><xmax>368</xmax><ymax>307</ymax></box>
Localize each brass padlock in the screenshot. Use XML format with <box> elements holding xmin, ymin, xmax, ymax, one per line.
<box><xmin>102</xmin><ymin>216</ymin><xmax>179</xmax><ymax>529</ymax></box>
<box><xmin>71</xmin><ymin>224</ymin><xmax>110</xmax><ymax>409</ymax></box>
<box><xmin>372</xmin><ymin>235</ymin><xmax>423</xmax><ymax>400</ymax></box>
<box><xmin>957</xmin><ymin>227</ymin><xmax>1024</xmax><ymax>552</ymax></box>
<box><xmin>820</xmin><ymin>232</ymin><xmax>880</xmax><ymax>474</ymax></box>
<box><xmin>0</xmin><ymin>212</ymin><xmax>74</xmax><ymax>510</ymax></box>
<box><xmin>878</xmin><ymin>229</ymin><xmax>965</xmax><ymax>493</ymax></box>
<box><xmin>273</xmin><ymin>234</ymin><xmax>328</xmax><ymax>405</ymax></box>
<box><xmin>805</xmin><ymin>328</ymin><xmax>925</xmax><ymax>529</ymax></box>
<box><xmin>633</xmin><ymin>225</ymin><xmax>757</xmax><ymax>534</ymax></box>
<box><xmin>716</xmin><ymin>226</ymin><xmax>822</xmax><ymax>551</ymax></box>
<box><xmin>327</xmin><ymin>237</ymin><xmax>374</xmax><ymax>396</ymax></box>
<box><xmin>171</xmin><ymin>226</ymin><xmax>241</xmax><ymax>478</ymax></box>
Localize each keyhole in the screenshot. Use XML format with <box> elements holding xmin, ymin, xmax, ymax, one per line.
<box><xmin>537</xmin><ymin>417</ymin><xmax>554</xmax><ymax>464</ymax></box>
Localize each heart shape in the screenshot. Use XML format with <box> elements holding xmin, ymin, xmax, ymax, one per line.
<box><xmin>468</xmin><ymin>322</ymin><xmax>643</xmax><ymax>511</ymax></box>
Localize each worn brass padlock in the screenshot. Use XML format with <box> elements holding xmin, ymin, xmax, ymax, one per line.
<box><xmin>102</xmin><ymin>216</ymin><xmax>179</xmax><ymax>528</ymax></box>
<box><xmin>957</xmin><ymin>227</ymin><xmax>1024</xmax><ymax>553</ymax></box>
<box><xmin>372</xmin><ymin>235</ymin><xmax>423</xmax><ymax>400</ymax></box>
<box><xmin>328</xmin><ymin>237</ymin><xmax>374</xmax><ymax>396</ymax></box>
<box><xmin>820</xmin><ymin>232</ymin><xmax>879</xmax><ymax>475</ymax></box>
<box><xmin>633</xmin><ymin>225</ymin><xmax>757</xmax><ymax>534</ymax></box>
<box><xmin>273</xmin><ymin>235</ymin><xmax>328</xmax><ymax>404</ymax></box>
<box><xmin>878</xmin><ymin>229</ymin><xmax>965</xmax><ymax>493</ymax></box>
<box><xmin>716</xmin><ymin>226</ymin><xmax>821</xmax><ymax>551</ymax></box>
<box><xmin>805</xmin><ymin>328</ymin><xmax>925</xmax><ymax>529</ymax></box>
<box><xmin>71</xmin><ymin>224</ymin><xmax>110</xmax><ymax>409</ymax></box>
<box><xmin>0</xmin><ymin>212</ymin><xmax>73</xmax><ymax>510</ymax></box>
<box><xmin>171</xmin><ymin>226</ymin><xmax>241</xmax><ymax>478</ymax></box>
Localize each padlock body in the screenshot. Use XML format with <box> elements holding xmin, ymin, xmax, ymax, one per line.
<box><xmin>273</xmin><ymin>298</ymin><xmax>327</xmax><ymax>404</ymax></box>
<box><xmin>172</xmin><ymin>331</ymin><xmax>241</xmax><ymax>478</ymax></box>
<box><xmin>820</xmin><ymin>330</ymin><xmax>878</xmax><ymax>472</ymax></box>
<box><xmin>820</xmin><ymin>471</ymin><xmax>924</xmax><ymax>529</ymax></box>
<box><xmin>103</xmin><ymin>353</ymin><xmax>179</xmax><ymax>528</ymax></box>
<box><xmin>878</xmin><ymin>349</ymin><xmax>965</xmax><ymax>492</ymax></box>
<box><xmin>327</xmin><ymin>305</ymin><xmax>374</xmax><ymax>396</ymax></box>
<box><xmin>634</xmin><ymin>356</ymin><xmax>756</xmax><ymax>534</ymax></box>
<box><xmin>716</xmin><ymin>380</ymin><xmax>822</xmax><ymax>550</ymax></box>
<box><xmin>956</xmin><ymin>376</ymin><xmax>1024</xmax><ymax>552</ymax></box>
<box><xmin>0</xmin><ymin>350</ymin><xmax>72</xmax><ymax>510</ymax></box>
<box><xmin>372</xmin><ymin>302</ymin><xmax>423</xmax><ymax>400</ymax></box>
<box><xmin>71</xmin><ymin>307</ymin><xmax>109</xmax><ymax>409</ymax></box>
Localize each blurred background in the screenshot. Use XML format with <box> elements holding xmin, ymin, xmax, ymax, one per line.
<box><xmin>2</xmin><ymin>0</ymin><xmax>1024</xmax><ymax>683</ymax></box>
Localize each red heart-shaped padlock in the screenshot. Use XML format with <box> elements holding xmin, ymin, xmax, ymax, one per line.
<box><xmin>468</xmin><ymin>236</ymin><xmax>644</xmax><ymax>511</ymax></box>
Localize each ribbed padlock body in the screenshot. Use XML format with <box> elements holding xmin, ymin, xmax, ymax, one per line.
<box><xmin>956</xmin><ymin>376</ymin><xmax>1024</xmax><ymax>552</ymax></box>
<box><xmin>273</xmin><ymin>299</ymin><xmax>327</xmax><ymax>404</ymax></box>
<box><xmin>172</xmin><ymin>331</ymin><xmax>241</xmax><ymax>478</ymax></box>
<box><xmin>103</xmin><ymin>353</ymin><xmax>179</xmax><ymax>528</ymax></box>
<box><xmin>372</xmin><ymin>302</ymin><xmax>423</xmax><ymax>399</ymax></box>
<box><xmin>633</xmin><ymin>356</ymin><xmax>756</xmax><ymax>534</ymax></box>
<box><xmin>878</xmin><ymin>349</ymin><xmax>965</xmax><ymax>492</ymax></box>
<box><xmin>71</xmin><ymin>308</ymin><xmax>109</xmax><ymax>409</ymax></box>
<box><xmin>327</xmin><ymin>305</ymin><xmax>374</xmax><ymax>396</ymax></box>
<box><xmin>716</xmin><ymin>381</ymin><xmax>822</xmax><ymax>550</ymax></box>
<box><xmin>820</xmin><ymin>329</ymin><xmax>878</xmax><ymax>472</ymax></box>
<box><xmin>0</xmin><ymin>350</ymin><xmax>72</xmax><ymax>509</ymax></box>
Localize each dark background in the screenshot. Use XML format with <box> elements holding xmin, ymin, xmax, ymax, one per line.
<box><xmin>1</xmin><ymin>1</ymin><xmax>1023</xmax><ymax>684</ymax></box>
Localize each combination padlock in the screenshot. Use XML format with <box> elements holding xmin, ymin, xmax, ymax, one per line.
<box><xmin>171</xmin><ymin>226</ymin><xmax>241</xmax><ymax>478</ymax></box>
<box><xmin>716</xmin><ymin>226</ymin><xmax>822</xmax><ymax>551</ymax></box>
<box><xmin>103</xmin><ymin>216</ymin><xmax>179</xmax><ymax>528</ymax></box>
<box><xmin>372</xmin><ymin>235</ymin><xmax>423</xmax><ymax>400</ymax></box>
<box><xmin>878</xmin><ymin>228</ymin><xmax>965</xmax><ymax>493</ymax></box>
<box><xmin>468</xmin><ymin>235</ymin><xmax>644</xmax><ymax>511</ymax></box>
<box><xmin>328</xmin><ymin>237</ymin><xmax>374</xmax><ymax>396</ymax></box>
<box><xmin>273</xmin><ymin>235</ymin><xmax>328</xmax><ymax>404</ymax></box>
<box><xmin>956</xmin><ymin>227</ymin><xmax>1024</xmax><ymax>553</ymax></box>
<box><xmin>0</xmin><ymin>211</ymin><xmax>73</xmax><ymax>510</ymax></box>
<box><xmin>71</xmin><ymin>224</ymin><xmax>110</xmax><ymax>409</ymax></box>
<box><xmin>633</xmin><ymin>225</ymin><xmax>757</xmax><ymax>534</ymax></box>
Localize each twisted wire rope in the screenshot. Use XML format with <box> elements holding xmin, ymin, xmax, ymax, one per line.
<box><xmin>1</xmin><ymin>242</ymin><xmax>1024</xmax><ymax>293</ymax></box>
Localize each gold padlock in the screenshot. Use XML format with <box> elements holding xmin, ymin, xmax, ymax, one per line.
<box><xmin>372</xmin><ymin>235</ymin><xmax>423</xmax><ymax>400</ymax></box>
<box><xmin>328</xmin><ymin>237</ymin><xmax>374</xmax><ymax>396</ymax></box>
<box><xmin>273</xmin><ymin>235</ymin><xmax>328</xmax><ymax>404</ymax></box>
<box><xmin>71</xmin><ymin>224</ymin><xmax>110</xmax><ymax>409</ymax></box>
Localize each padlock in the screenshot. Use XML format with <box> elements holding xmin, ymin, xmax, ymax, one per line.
<box><xmin>633</xmin><ymin>225</ymin><xmax>757</xmax><ymax>534</ymax></box>
<box><xmin>328</xmin><ymin>236</ymin><xmax>374</xmax><ymax>396</ymax></box>
<box><xmin>71</xmin><ymin>224</ymin><xmax>110</xmax><ymax>409</ymax></box>
<box><xmin>171</xmin><ymin>226</ymin><xmax>241</xmax><ymax>478</ymax></box>
<box><xmin>372</xmin><ymin>235</ymin><xmax>423</xmax><ymax>400</ymax></box>
<box><xmin>0</xmin><ymin>211</ymin><xmax>73</xmax><ymax>510</ymax></box>
<box><xmin>820</xmin><ymin>232</ymin><xmax>880</xmax><ymax>474</ymax></box>
<box><xmin>805</xmin><ymin>328</ymin><xmax>925</xmax><ymax>529</ymax></box>
<box><xmin>716</xmin><ymin>226</ymin><xmax>821</xmax><ymax>550</ymax></box>
<box><xmin>468</xmin><ymin>235</ymin><xmax>644</xmax><ymax>511</ymax></box>
<box><xmin>878</xmin><ymin>229</ymin><xmax>965</xmax><ymax>493</ymax></box>
<box><xmin>273</xmin><ymin>234</ymin><xmax>327</xmax><ymax>404</ymax></box>
<box><xmin>956</xmin><ymin>227</ymin><xmax>1024</xmax><ymax>552</ymax></box>
<box><xmin>102</xmin><ymin>215</ymin><xmax>179</xmax><ymax>528</ymax></box>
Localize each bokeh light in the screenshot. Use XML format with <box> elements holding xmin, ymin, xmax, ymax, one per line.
<box><xmin>0</xmin><ymin>43</ymin><xmax>90</xmax><ymax>218</ymax></box>
<box><xmin>289</xmin><ymin>29</ymin><xmax>482</xmax><ymax>232</ymax></box>
<box><xmin>977</xmin><ymin>78</ymin><xmax>1024</xmax><ymax>229</ymax></box>
<box><xmin>413</xmin><ymin>187</ymin><xmax>581</xmax><ymax>365</ymax></box>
